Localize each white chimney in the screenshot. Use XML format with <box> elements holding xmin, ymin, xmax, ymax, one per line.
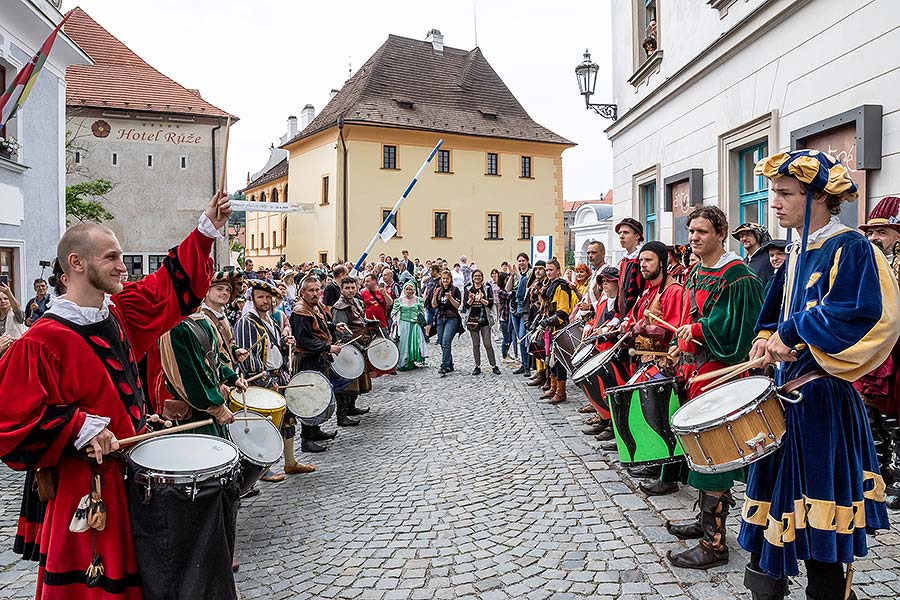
<box><xmin>301</xmin><ymin>104</ymin><xmax>316</xmax><ymax>129</ymax></box>
<box><xmin>425</xmin><ymin>28</ymin><xmax>444</xmax><ymax>54</ymax></box>
<box><xmin>286</xmin><ymin>115</ymin><xmax>298</xmax><ymax>138</ymax></box>
<box><xmin>329</xmin><ymin>88</ymin><xmax>340</xmax><ymax>100</ymax></box>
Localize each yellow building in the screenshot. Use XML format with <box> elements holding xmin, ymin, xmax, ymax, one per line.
<box><xmin>243</xmin><ymin>158</ymin><xmax>288</xmax><ymax>264</ymax></box>
<box><xmin>250</xmin><ymin>30</ymin><xmax>573</xmax><ymax>268</ymax></box>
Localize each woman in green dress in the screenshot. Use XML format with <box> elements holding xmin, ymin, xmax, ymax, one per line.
<box><xmin>391</xmin><ymin>281</ymin><xmax>427</xmax><ymax>370</ymax></box>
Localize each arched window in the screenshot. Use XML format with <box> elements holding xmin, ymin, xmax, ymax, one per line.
<box><xmin>283</xmin><ymin>183</ymin><xmax>288</xmax><ymax>202</ymax></box>
<box><xmin>271</xmin><ymin>187</ymin><xmax>279</xmax><ymax>202</ymax></box>
<box><xmin>260</xmin><ymin>191</ymin><xmax>267</xmax><ymax>202</ymax></box>
<box><xmin>250</xmin><ymin>194</ymin><xmax>256</xmax><ymax>202</ymax></box>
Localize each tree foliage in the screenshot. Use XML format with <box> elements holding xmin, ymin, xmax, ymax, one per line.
<box><xmin>66</xmin><ymin>178</ymin><xmax>114</xmax><ymax>225</ymax></box>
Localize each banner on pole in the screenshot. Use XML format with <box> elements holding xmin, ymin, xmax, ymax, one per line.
<box><xmin>531</xmin><ymin>235</ymin><xmax>552</xmax><ymax>263</ymax></box>
<box><xmin>231</xmin><ymin>201</ymin><xmax>314</xmax><ymax>213</ymax></box>
<box><xmin>379</xmin><ymin>221</ymin><xmax>397</xmax><ymax>243</ymax></box>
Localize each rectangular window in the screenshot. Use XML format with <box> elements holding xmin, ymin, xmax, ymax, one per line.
<box><xmin>260</xmin><ymin>233</ymin><xmax>266</xmax><ymax>249</ymax></box>
<box><xmin>434</xmin><ymin>211</ymin><xmax>449</xmax><ymax>238</ymax></box>
<box><xmin>382</xmin><ymin>145</ymin><xmax>397</xmax><ymax>169</ymax></box>
<box><xmin>321</xmin><ymin>176</ymin><xmax>329</xmax><ymax>205</ymax></box>
<box><xmin>738</xmin><ymin>142</ymin><xmax>769</xmax><ymax>233</ymax></box>
<box><xmin>519</xmin><ymin>214</ymin><xmax>533</xmax><ymax>240</ymax></box>
<box><xmin>250</xmin><ymin>234</ymin><xmax>255</xmax><ymax>250</ymax></box>
<box><xmin>381</xmin><ymin>208</ymin><xmax>399</xmax><ymax>236</ymax></box>
<box><xmin>0</xmin><ymin>247</ymin><xmax>15</xmax><ymax>297</ymax></box>
<box><xmin>74</xmin><ymin>151</ymin><xmax>81</xmax><ymax>165</ymax></box>
<box><xmin>146</xmin><ymin>155</ymin><xmax>153</xmax><ymax>168</ymax></box>
<box><xmin>123</xmin><ymin>255</ymin><xmax>143</xmax><ymax>277</ymax></box>
<box><xmin>111</xmin><ymin>152</ymin><xmax>118</xmax><ymax>166</ymax></box>
<box><xmin>486</xmin><ymin>213</ymin><xmax>500</xmax><ymax>239</ymax></box>
<box><xmin>641</xmin><ymin>182</ymin><xmax>657</xmax><ymax>241</ymax></box>
<box><xmin>148</xmin><ymin>254</ymin><xmax>167</xmax><ymax>273</ymax></box>
<box><xmin>180</xmin><ymin>156</ymin><xmax>187</xmax><ymax>169</ymax></box>
<box><xmin>319</xmin><ymin>252</ymin><xmax>328</xmax><ymax>265</ymax></box>
<box><xmin>637</xmin><ymin>0</ymin><xmax>658</xmax><ymax>59</ymax></box>
<box><xmin>436</xmin><ymin>149</ymin><xmax>451</xmax><ymax>173</ymax></box>
<box><xmin>272</xmin><ymin>231</ymin><xmax>278</xmax><ymax>248</ymax></box>
<box><xmin>520</xmin><ymin>156</ymin><xmax>532</xmax><ymax>178</ymax></box>
<box><xmin>282</xmin><ymin>218</ymin><xmax>288</xmax><ymax>247</ymax></box>
<box><xmin>486</xmin><ymin>152</ymin><xmax>499</xmax><ymax>176</ymax></box>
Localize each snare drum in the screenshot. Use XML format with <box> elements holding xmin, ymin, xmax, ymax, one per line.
<box><xmin>126</xmin><ymin>435</ymin><xmax>240</xmax><ymax>599</ymax></box>
<box><xmin>671</xmin><ymin>377</ymin><xmax>786</xmax><ymax>474</ymax></box>
<box><xmin>552</xmin><ymin>322</ymin><xmax>584</xmax><ymax>375</ymax></box>
<box><xmin>332</xmin><ymin>343</ymin><xmax>366</xmax><ymax>381</ymax></box>
<box><xmin>571</xmin><ymin>342</ymin><xmax>595</xmax><ymax>370</ymax></box>
<box><xmin>367</xmin><ymin>337</ymin><xmax>400</xmax><ymax>371</ymax></box>
<box><xmin>228</xmin><ymin>386</ymin><xmax>287</xmax><ymax>429</ymax></box>
<box><xmin>228</xmin><ymin>411</ymin><xmax>284</xmax><ymax>495</ymax></box>
<box><xmin>284</xmin><ymin>371</ymin><xmax>335</xmax><ymax>426</ymax></box>
<box><xmin>606</xmin><ymin>378</ymin><xmax>683</xmax><ymax>466</ymax></box>
<box><xmin>571</xmin><ymin>346</ymin><xmax>628</xmax><ymax>415</ymax></box>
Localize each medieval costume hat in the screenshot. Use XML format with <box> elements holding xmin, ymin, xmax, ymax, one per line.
<box><xmin>210</xmin><ymin>270</ymin><xmax>243</xmax><ymax>302</ymax></box>
<box><xmin>730</xmin><ymin>222</ymin><xmax>772</xmax><ymax>245</ymax></box>
<box><xmin>759</xmin><ymin>239</ymin><xmax>788</xmax><ymax>254</ymax></box>
<box><xmin>248</xmin><ymin>279</ymin><xmax>282</xmax><ymax>298</ymax></box>
<box><xmin>615</xmin><ymin>217</ymin><xmax>644</xmax><ymax>238</ymax></box>
<box><xmin>859</xmin><ymin>196</ymin><xmax>900</xmax><ymax>232</ymax></box>
<box><xmin>597</xmin><ymin>266</ymin><xmax>619</xmax><ymax>282</ymax></box>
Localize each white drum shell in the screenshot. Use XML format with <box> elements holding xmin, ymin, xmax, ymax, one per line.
<box><xmin>127</xmin><ymin>434</ymin><xmax>240</xmax><ymax>486</ymax></box>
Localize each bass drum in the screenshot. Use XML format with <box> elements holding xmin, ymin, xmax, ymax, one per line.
<box><xmin>367</xmin><ymin>337</ymin><xmax>400</xmax><ymax>371</ymax></box>
<box><xmin>571</xmin><ymin>345</ymin><xmax>628</xmax><ymax>416</ymax></box>
<box><xmin>283</xmin><ymin>371</ymin><xmax>335</xmax><ymax>426</ymax></box>
<box><xmin>228</xmin><ymin>411</ymin><xmax>284</xmax><ymax>495</ymax></box>
<box><xmin>606</xmin><ymin>377</ymin><xmax>683</xmax><ymax>466</ymax></box>
<box><xmin>551</xmin><ymin>321</ymin><xmax>584</xmax><ymax>375</ymax></box>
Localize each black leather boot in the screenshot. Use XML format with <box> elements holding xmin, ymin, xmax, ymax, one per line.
<box><xmin>301</xmin><ymin>423</ymin><xmax>335</xmax><ymax>444</ymax></box>
<box><xmin>666</xmin><ymin>490</ymin><xmax>704</xmax><ymax>540</ymax></box>
<box><xmin>336</xmin><ymin>395</ymin><xmax>360</xmax><ymax>427</ymax></box>
<box><xmin>743</xmin><ymin>565</ymin><xmax>788</xmax><ymax>600</ymax></box>
<box><xmin>667</xmin><ymin>490</ymin><xmax>733</xmax><ymax>570</ymax></box>
<box><xmin>348</xmin><ymin>395</ymin><xmax>370</xmax><ymax>416</ymax></box>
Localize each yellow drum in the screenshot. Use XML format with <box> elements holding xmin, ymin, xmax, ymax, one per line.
<box><xmin>228</xmin><ymin>386</ymin><xmax>287</xmax><ymax>429</ymax></box>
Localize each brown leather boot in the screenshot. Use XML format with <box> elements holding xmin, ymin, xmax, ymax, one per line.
<box><xmin>667</xmin><ymin>491</ymin><xmax>733</xmax><ymax>570</ymax></box>
<box><xmin>541</xmin><ymin>374</ymin><xmax>552</xmax><ymax>392</ymax></box>
<box><xmin>548</xmin><ymin>380</ymin><xmax>567</xmax><ymax>404</ymax></box>
<box><xmin>577</xmin><ymin>404</ymin><xmax>597</xmax><ymax>414</ymax></box>
<box><xmin>526</xmin><ymin>370</ymin><xmax>546</xmax><ymax>387</ymax></box>
<box><xmin>540</xmin><ymin>376</ymin><xmax>558</xmax><ymax>399</ymax></box>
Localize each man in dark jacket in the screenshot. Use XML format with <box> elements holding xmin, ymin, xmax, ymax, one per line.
<box><xmin>731</xmin><ymin>222</ymin><xmax>774</xmax><ymax>284</ymax></box>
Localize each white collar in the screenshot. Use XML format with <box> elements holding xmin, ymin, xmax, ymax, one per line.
<box><xmin>201</xmin><ymin>302</ymin><xmax>226</xmax><ymax>319</ymax></box>
<box><xmin>624</xmin><ymin>245</ymin><xmax>641</xmax><ymax>260</ymax></box>
<box><xmin>704</xmin><ymin>251</ymin><xmax>742</xmax><ymax>270</ymax></box>
<box><xmin>46</xmin><ymin>294</ymin><xmax>114</xmax><ymax>326</ymax></box>
<box><xmin>790</xmin><ymin>216</ymin><xmax>847</xmax><ymax>248</ymax></box>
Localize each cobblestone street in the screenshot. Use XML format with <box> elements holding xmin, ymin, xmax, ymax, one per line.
<box><xmin>0</xmin><ymin>338</ymin><xmax>899</xmax><ymax>599</ymax></box>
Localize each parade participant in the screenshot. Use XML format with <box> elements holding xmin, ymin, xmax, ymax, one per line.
<box><xmin>432</xmin><ymin>269</ymin><xmax>462</xmax><ymax>376</ymax></box>
<box><xmin>666</xmin><ymin>205</ymin><xmax>763</xmax><ymax>570</ymax></box>
<box><xmin>578</xmin><ymin>267</ymin><xmax>621</xmax><ymax>427</ymax></box>
<box><xmin>738</xmin><ymin>151</ymin><xmax>899</xmax><ymax>600</ymax></box>
<box><xmin>731</xmin><ymin>222</ymin><xmax>775</xmax><ymax>284</ymax></box>
<box><xmin>525</xmin><ymin>261</ymin><xmax>548</xmax><ymax>388</ymax></box>
<box><xmin>463</xmin><ymin>269</ymin><xmax>500</xmax><ymax>376</ymax></box>
<box><xmin>614</xmin><ymin>218</ymin><xmax>646</xmax><ymax>318</ymax></box>
<box><xmin>757</xmin><ymin>239</ymin><xmax>787</xmax><ymax>293</ymax></box>
<box><xmin>200</xmin><ymin>271</ymin><xmax>249</xmax><ymax>372</ymax></box>
<box><xmin>331</xmin><ymin>276</ymin><xmax>373</xmax><ymax>423</ymax></box>
<box><xmin>25</xmin><ymin>278</ymin><xmax>50</xmax><ymax>326</ymax></box>
<box><xmin>667</xmin><ymin>245</ymin><xmax>688</xmax><ymax>285</ymax></box>
<box><xmin>537</xmin><ymin>259</ymin><xmax>573</xmax><ymax>404</ymax></box>
<box><xmin>391</xmin><ymin>280</ymin><xmax>428</xmax><ymax>371</ymax></box>
<box><xmin>235</xmin><ymin>280</ymin><xmax>312</xmax><ymax>476</ymax></box>
<box><xmin>289</xmin><ymin>276</ymin><xmax>346</xmax><ymax>446</ymax></box>
<box><xmin>571</xmin><ymin>263</ymin><xmax>591</xmax><ymax>306</ymax></box>
<box><xmin>0</xmin><ymin>192</ymin><xmax>229</xmax><ymax>600</ymax></box>
<box><xmin>510</xmin><ymin>253</ymin><xmax>532</xmax><ymax>377</ymax></box>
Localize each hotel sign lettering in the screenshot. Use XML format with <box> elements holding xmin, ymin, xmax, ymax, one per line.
<box><xmin>115</xmin><ymin>127</ymin><xmax>202</xmax><ymax>145</ymax></box>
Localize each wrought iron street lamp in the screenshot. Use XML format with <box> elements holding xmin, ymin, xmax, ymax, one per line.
<box><xmin>575</xmin><ymin>49</ymin><xmax>617</xmax><ymax>120</ymax></box>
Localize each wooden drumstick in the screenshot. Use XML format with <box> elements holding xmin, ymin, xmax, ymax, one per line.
<box><xmin>276</xmin><ymin>383</ymin><xmax>315</xmax><ymax>390</ymax></box>
<box><xmin>338</xmin><ymin>335</ymin><xmax>363</xmax><ymax>348</ymax></box>
<box><xmin>118</xmin><ymin>419</ymin><xmax>214</xmax><ymax>447</ymax></box>
<box><xmin>844</xmin><ymin>563</ymin><xmax>855</xmax><ymax>600</ymax></box>
<box><xmin>215</xmin><ymin>116</ymin><xmax>231</xmax><ymax>221</ymax></box>
<box><xmin>647</xmin><ymin>312</ymin><xmax>704</xmax><ymax>347</ymax></box>
<box><xmin>689</xmin><ymin>361</ymin><xmax>747</xmax><ymax>384</ymax></box>
<box><xmin>628</xmin><ymin>349</ymin><xmax>671</xmax><ymax>358</ymax></box>
<box><xmin>245</xmin><ymin>371</ymin><xmax>268</xmax><ymax>384</ymax></box>
<box><xmin>700</xmin><ymin>357</ymin><xmax>765</xmax><ymax>391</ymax></box>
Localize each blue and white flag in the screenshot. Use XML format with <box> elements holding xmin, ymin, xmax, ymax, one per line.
<box><xmin>379</xmin><ymin>220</ymin><xmax>397</xmax><ymax>243</ymax></box>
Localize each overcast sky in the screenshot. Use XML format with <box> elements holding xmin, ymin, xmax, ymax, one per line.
<box><xmin>65</xmin><ymin>0</ymin><xmax>614</xmax><ymax>201</ymax></box>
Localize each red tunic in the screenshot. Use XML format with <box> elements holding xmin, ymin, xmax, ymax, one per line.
<box><xmin>360</xmin><ymin>288</ymin><xmax>389</xmax><ymax>328</ymax></box>
<box><xmin>0</xmin><ymin>228</ymin><xmax>213</xmax><ymax>600</ymax></box>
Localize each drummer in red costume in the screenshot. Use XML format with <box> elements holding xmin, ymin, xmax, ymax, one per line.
<box><xmin>665</xmin><ymin>205</ymin><xmax>763</xmax><ymax>570</ymax></box>
<box><xmin>614</xmin><ymin>217</ymin><xmax>646</xmax><ymax>318</ymax></box>
<box><xmin>578</xmin><ymin>267</ymin><xmax>620</xmax><ymax>438</ymax></box>
<box><xmin>0</xmin><ymin>192</ymin><xmax>230</xmax><ymax>600</ymax></box>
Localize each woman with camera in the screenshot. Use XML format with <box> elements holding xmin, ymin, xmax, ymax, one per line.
<box><xmin>431</xmin><ymin>269</ymin><xmax>462</xmax><ymax>376</ymax></box>
<box><xmin>0</xmin><ymin>283</ymin><xmax>26</xmax><ymax>358</ymax></box>
<box><xmin>463</xmin><ymin>269</ymin><xmax>501</xmax><ymax>375</ymax></box>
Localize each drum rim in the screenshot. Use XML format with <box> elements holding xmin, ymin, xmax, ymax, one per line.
<box><xmin>671</xmin><ymin>376</ymin><xmax>777</xmax><ymax>432</ymax></box>
<box><xmin>285</xmin><ymin>370</ymin><xmax>335</xmax><ymax>417</ymax></box>
<box><xmin>229</xmin><ymin>386</ymin><xmax>286</xmax><ymax>410</ymax></box>
<box><xmin>683</xmin><ymin>435</ymin><xmax>784</xmax><ymax>473</ymax></box>
<box><xmin>227</xmin><ymin>411</ymin><xmax>284</xmax><ymax>466</ymax></box>
<box><xmin>128</xmin><ymin>434</ymin><xmax>241</xmax><ymax>482</ymax></box>
<box><xmin>571</xmin><ymin>344</ymin><xmax>595</xmax><ymax>365</ymax></box>
<box><xmin>605</xmin><ymin>376</ymin><xmax>677</xmax><ymax>396</ymax></box>
<box><xmin>552</xmin><ymin>321</ymin><xmax>583</xmax><ymax>343</ymax></box>
<box><xmin>367</xmin><ymin>337</ymin><xmax>399</xmax><ymax>369</ymax></box>
<box><xmin>332</xmin><ymin>344</ymin><xmax>366</xmax><ymax>378</ymax></box>
<box><xmin>571</xmin><ymin>348</ymin><xmax>616</xmax><ymax>382</ymax></box>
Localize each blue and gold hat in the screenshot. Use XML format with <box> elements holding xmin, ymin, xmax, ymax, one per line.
<box><xmin>754</xmin><ymin>149</ymin><xmax>858</xmax><ymax>203</ymax></box>
<box><xmin>211</xmin><ymin>270</ymin><xmax>243</xmax><ymax>301</ymax></box>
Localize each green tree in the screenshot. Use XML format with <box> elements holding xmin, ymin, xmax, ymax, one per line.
<box><xmin>66</xmin><ymin>179</ymin><xmax>114</xmax><ymax>225</ymax></box>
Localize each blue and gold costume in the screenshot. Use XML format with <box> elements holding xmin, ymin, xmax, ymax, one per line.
<box><xmin>737</xmin><ymin>151</ymin><xmax>900</xmax><ymax>584</ymax></box>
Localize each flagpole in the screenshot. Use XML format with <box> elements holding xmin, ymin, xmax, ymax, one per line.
<box><xmin>351</xmin><ymin>139</ymin><xmax>443</xmax><ymax>274</ymax></box>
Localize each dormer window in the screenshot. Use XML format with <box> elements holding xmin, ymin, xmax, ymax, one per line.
<box><xmin>394</xmin><ymin>97</ymin><xmax>414</xmax><ymax>109</ymax></box>
<box><xmin>479</xmin><ymin>110</ymin><xmax>498</xmax><ymax>120</ymax></box>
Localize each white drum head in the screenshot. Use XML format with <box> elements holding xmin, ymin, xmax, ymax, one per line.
<box><xmin>284</xmin><ymin>371</ymin><xmax>334</xmax><ymax>417</ymax></box>
<box><xmin>572</xmin><ymin>344</ymin><xmax>594</xmax><ymax>367</ymax></box>
<box><xmin>332</xmin><ymin>344</ymin><xmax>365</xmax><ymax>379</ymax></box>
<box><xmin>672</xmin><ymin>376</ymin><xmax>773</xmax><ymax>429</ymax></box>
<box><xmin>228</xmin><ymin>411</ymin><xmax>283</xmax><ymax>465</ymax></box>
<box><xmin>572</xmin><ymin>347</ymin><xmax>614</xmax><ymax>381</ymax></box>
<box><xmin>129</xmin><ymin>434</ymin><xmax>238</xmax><ymax>473</ymax></box>
<box><xmin>231</xmin><ymin>387</ymin><xmax>286</xmax><ymax>411</ymax></box>
<box><xmin>367</xmin><ymin>338</ymin><xmax>399</xmax><ymax>371</ymax></box>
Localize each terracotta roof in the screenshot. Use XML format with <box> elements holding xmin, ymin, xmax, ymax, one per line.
<box><xmin>243</xmin><ymin>158</ymin><xmax>288</xmax><ymax>192</ymax></box>
<box><xmin>563</xmin><ymin>190</ymin><xmax>613</xmax><ymax>213</ymax></box>
<box><xmin>284</xmin><ymin>34</ymin><xmax>572</xmax><ymax>147</ymax></box>
<box><xmin>64</xmin><ymin>7</ymin><xmax>235</xmax><ymax>120</ymax></box>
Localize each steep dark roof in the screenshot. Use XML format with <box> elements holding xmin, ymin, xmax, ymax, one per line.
<box><xmin>284</xmin><ymin>35</ymin><xmax>572</xmax><ymax>147</ymax></box>
<box><xmin>243</xmin><ymin>158</ymin><xmax>288</xmax><ymax>192</ymax></box>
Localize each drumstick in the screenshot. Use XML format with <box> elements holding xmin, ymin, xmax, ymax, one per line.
<box><xmin>276</xmin><ymin>383</ymin><xmax>315</xmax><ymax>390</ymax></box>
<box><xmin>628</xmin><ymin>349</ymin><xmax>670</xmax><ymax>358</ymax></box>
<box><xmin>689</xmin><ymin>361</ymin><xmax>748</xmax><ymax>384</ymax></box>
<box><xmin>700</xmin><ymin>357</ymin><xmax>765</xmax><ymax>391</ymax></box>
<box><xmin>339</xmin><ymin>335</ymin><xmax>363</xmax><ymax>348</ymax></box>
<box><xmin>844</xmin><ymin>563</ymin><xmax>855</xmax><ymax>600</ymax></box>
<box><xmin>246</xmin><ymin>372</ymin><xmax>268</xmax><ymax>383</ymax></box>
<box><xmin>242</xmin><ymin>388</ymin><xmax>249</xmax><ymax>433</ymax></box>
<box><xmin>215</xmin><ymin>117</ymin><xmax>232</xmax><ymax>221</ymax></box>
<box><xmin>118</xmin><ymin>419</ymin><xmax>214</xmax><ymax>447</ymax></box>
<box><xmin>647</xmin><ymin>312</ymin><xmax>704</xmax><ymax>347</ymax></box>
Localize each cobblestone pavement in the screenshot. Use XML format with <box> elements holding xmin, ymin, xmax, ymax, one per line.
<box><xmin>0</xmin><ymin>337</ymin><xmax>898</xmax><ymax>599</ymax></box>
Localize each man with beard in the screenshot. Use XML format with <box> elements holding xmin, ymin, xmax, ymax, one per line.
<box><xmin>0</xmin><ymin>193</ymin><xmax>230</xmax><ymax>600</ymax></box>
<box><xmin>291</xmin><ymin>276</ymin><xmax>344</xmax><ymax>449</ymax></box>
<box><xmin>731</xmin><ymin>222</ymin><xmax>775</xmax><ymax>284</ymax></box>
<box><xmin>666</xmin><ymin>205</ymin><xmax>763</xmax><ymax>571</ymax></box>
<box><xmin>614</xmin><ymin>218</ymin><xmax>646</xmax><ymax>319</ymax></box>
<box><xmin>855</xmin><ymin>196</ymin><xmax>900</xmax><ymax>510</ymax></box>
<box><xmin>235</xmin><ymin>280</ymin><xmax>314</xmax><ymax>478</ymax></box>
<box><xmin>331</xmin><ymin>277</ymin><xmax>373</xmax><ymax>425</ymax></box>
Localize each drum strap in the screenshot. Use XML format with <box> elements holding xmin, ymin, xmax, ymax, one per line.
<box><xmin>183</xmin><ymin>317</ymin><xmax>219</xmax><ymax>385</ymax></box>
<box><xmin>781</xmin><ymin>369</ymin><xmax>827</xmax><ymax>395</ymax></box>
